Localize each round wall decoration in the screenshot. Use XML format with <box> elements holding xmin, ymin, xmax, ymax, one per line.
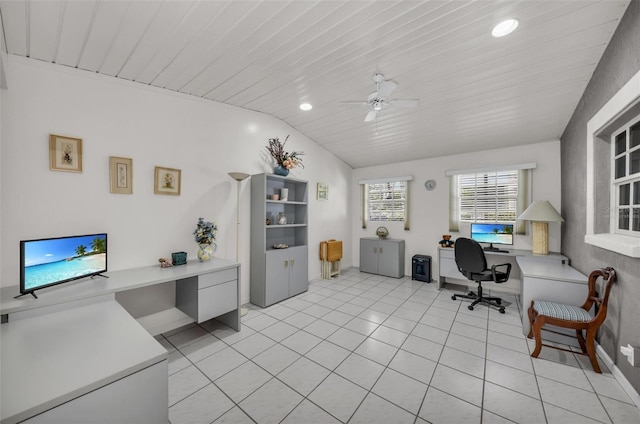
<box><xmin>424</xmin><ymin>179</ymin><xmax>437</xmax><ymax>191</ymax></box>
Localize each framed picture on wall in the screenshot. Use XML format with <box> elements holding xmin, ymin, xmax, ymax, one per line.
<box><xmin>49</xmin><ymin>134</ymin><xmax>83</xmax><ymax>172</ymax></box>
<box><xmin>317</xmin><ymin>183</ymin><xmax>328</xmax><ymax>200</ymax></box>
<box><xmin>154</xmin><ymin>166</ymin><xmax>181</xmax><ymax>196</ymax></box>
<box><xmin>109</xmin><ymin>156</ymin><xmax>133</xmax><ymax>194</ymax></box>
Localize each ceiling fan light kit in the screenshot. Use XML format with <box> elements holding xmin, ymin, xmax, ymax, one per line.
<box><xmin>339</xmin><ymin>72</ymin><xmax>419</xmax><ymax>122</ymax></box>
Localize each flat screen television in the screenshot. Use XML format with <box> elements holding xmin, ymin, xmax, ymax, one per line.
<box><xmin>19</xmin><ymin>233</ymin><xmax>108</xmax><ymax>298</ymax></box>
<box><xmin>470</xmin><ymin>223</ymin><xmax>513</xmax><ymax>252</ymax></box>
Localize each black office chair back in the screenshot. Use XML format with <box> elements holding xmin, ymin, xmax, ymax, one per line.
<box><xmin>454</xmin><ymin>237</ymin><xmax>487</xmax><ymax>278</ymax></box>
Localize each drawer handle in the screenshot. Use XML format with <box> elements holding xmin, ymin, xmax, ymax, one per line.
<box><xmin>290</xmin><ymin>258</ymin><xmax>295</xmax><ymax>266</ymax></box>
<box><xmin>284</xmin><ymin>260</ymin><xmax>288</xmax><ymax>268</ymax></box>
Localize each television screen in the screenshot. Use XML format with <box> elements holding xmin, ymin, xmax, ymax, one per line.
<box><xmin>20</xmin><ymin>233</ymin><xmax>107</xmax><ymax>296</ymax></box>
<box><xmin>470</xmin><ymin>223</ymin><xmax>513</xmax><ymax>247</ymax></box>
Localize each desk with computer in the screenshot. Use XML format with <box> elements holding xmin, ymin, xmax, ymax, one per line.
<box><xmin>437</xmin><ymin>222</ymin><xmax>588</xmax><ymax>346</ymax></box>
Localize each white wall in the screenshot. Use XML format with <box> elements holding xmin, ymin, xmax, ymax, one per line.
<box><xmin>352</xmin><ymin>140</ymin><xmax>562</xmax><ymax>276</ymax></box>
<box><xmin>0</xmin><ymin>56</ymin><xmax>353</xmax><ymax>304</ymax></box>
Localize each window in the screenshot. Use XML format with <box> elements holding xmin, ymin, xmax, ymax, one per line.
<box><xmin>456</xmin><ymin>170</ymin><xmax>519</xmax><ymax>223</ymax></box>
<box><xmin>366</xmin><ymin>181</ymin><xmax>407</xmax><ymax>221</ymax></box>
<box><xmin>612</xmin><ymin>116</ymin><xmax>640</xmax><ymax>235</ymax></box>
<box><xmin>446</xmin><ymin>164</ymin><xmax>534</xmax><ymax>233</ymax></box>
<box><xmin>585</xmin><ymin>68</ymin><xmax>640</xmax><ymax>257</ymax></box>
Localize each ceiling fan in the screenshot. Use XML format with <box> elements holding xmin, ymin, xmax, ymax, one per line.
<box><xmin>339</xmin><ymin>73</ymin><xmax>419</xmax><ymax>122</ymax></box>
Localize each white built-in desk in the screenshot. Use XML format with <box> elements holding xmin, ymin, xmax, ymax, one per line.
<box><xmin>517</xmin><ymin>257</ymin><xmax>588</xmax><ymax>346</ymax></box>
<box><xmin>0</xmin><ymin>258</ymin><xmax>241</xmax><ymax>335</ymax></box>
<box><xmin>438</xmin><ymin>247</ymin><xmax>568</xmax><ymax>294</ymax></box>
<box><xmin>1</xmin><ymin>299</ymin><xmax>168</xmax><ymax>424</ymax></box>
<box><xmin>0</xmin><ymin>258</ymin><xmax>240</xmax><ymax>423</ymax></box>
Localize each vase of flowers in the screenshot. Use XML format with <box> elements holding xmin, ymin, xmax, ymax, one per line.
<box><xmin>193</xmin><ymin>217</ymin><xmax>217</xmax><ymax>262</ymax></box>
<box><xmin>266</xmin><ymin>135</ymin><xmax>304</xmax><ymax>176</ymax></box>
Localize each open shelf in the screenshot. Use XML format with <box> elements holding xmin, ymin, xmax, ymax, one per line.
<box><xmin>136</xmin><ymin>307</ymin><xmax>194</xmax><ymax>336</ymax></box>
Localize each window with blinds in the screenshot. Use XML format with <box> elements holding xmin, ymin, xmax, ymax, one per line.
<box><xmin>457</xmin><ymin>170</ymin><xmax>519</xmax><ymax>223</ymax></box>
<box><xmin>367</xmin><ymin>181</ymin><xmax>407</xmax><ymax>221</ymax></box>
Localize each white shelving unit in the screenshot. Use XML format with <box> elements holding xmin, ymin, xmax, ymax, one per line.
<box><xmin>250</xmin><ymin>173</ymin><xmax>308</xmax><ymax>307</ymax></box>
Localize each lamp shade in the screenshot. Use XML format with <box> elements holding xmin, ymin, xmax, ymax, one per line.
<box><xmin>228</xmin><ymin>172</ymin><xmax>250</xmax><ymax>182</ymax></box>
<box><xmin>517</xmin><ymin>200</ymin><xmax>564</xmax><ymax>222</ymax></box>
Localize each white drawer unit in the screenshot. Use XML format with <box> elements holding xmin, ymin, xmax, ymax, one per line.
<box><xmin>176</xmin><ymin>268</ymin><xmax>239</xmax><ymax>323</ymax></box>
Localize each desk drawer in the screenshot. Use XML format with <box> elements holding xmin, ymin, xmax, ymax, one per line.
<box><xmin>198</xmin><ymin>280</ymin><xmax>237</xmax><ymax>322</ymax></box>
<box><xmin>198</xmin><ymin>268</ymin><xmax>237</xmax><ymax>289</ymax></box>
<box><xmin>439</xmin><ymin>249</ymin><xmax>455</xmax><ymax>260</ymax></box>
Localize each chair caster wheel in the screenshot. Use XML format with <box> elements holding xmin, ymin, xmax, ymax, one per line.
<box><xmin>468</xmin><ymin>305</ymin><xmax>474</xmax><ymax>311</ymax></box>
<box><xmin>496</xmin><ymin>300</ymin><xmax>502</xmax><ymax>305</ymax></box>
<box><xmin>499</xmin><ymin>308</ymin><xmax>505</xmax><ymax>314</ymax></box>
<box><xmin>451</xmin><ymin>295</ymin><xmax>457</xmax><ymax>300</ymax></box>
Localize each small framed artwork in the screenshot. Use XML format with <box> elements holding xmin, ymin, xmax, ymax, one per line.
<box><xmin>154</xmin><ymin>166</ymin><xmax>181</xmax><ymax>196</ymax></box>
<box><xmin>49</xmin><ymin>134</ymin><xmax>83</xmax><ymax>172</ymax></box>
<box><xmin>109</xmin><ymin>156</ymin><xmax>133</xmax><ymax>194</ymax></box>
<box><xmin>317</xmin><ymin>183</ymin><xmax>328</xmax><ymax>200</ymax></box>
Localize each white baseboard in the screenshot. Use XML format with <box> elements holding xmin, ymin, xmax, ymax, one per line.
<box><xmin>597</xmin><ymin>343</ymin><xmax>640</xmax><ymax>409</ymax></box>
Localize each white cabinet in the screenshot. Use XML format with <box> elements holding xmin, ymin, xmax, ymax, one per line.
<box><xmin>264</xmin><ymin>246</ymin><xmax>309</xmax><ymax>306</ymax></box>
<box><xmin>176</xmin><ymin>267</ymin><xmax>238</xmax><ymax>323</ymax></box>
<box><xmin>250</xmin><ymin>174</ymin><xmax>309</xmax><ymax>307</ymax></box>
<box><xmin>359</xmin><ymin>238</ymin><xmax>405</xmax><ymax>278</ymax></box>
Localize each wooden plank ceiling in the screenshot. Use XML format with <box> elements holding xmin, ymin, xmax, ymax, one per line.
<box><xmin>0</xmin><ymin>0</ymin><xmax>630</xmax><ymax>168</ymax></box>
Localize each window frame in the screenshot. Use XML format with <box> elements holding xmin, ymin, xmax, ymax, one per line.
<box><xmin>455</xmin><ymin>169</ymin><xmax>520</xmax><ymax>224</ymax></box>
<box><xmin>446</xmin><ymin>164</ymin><xmax>534</xmax><ymax>234</ymax></box>
<box><xmin>585</xmin><ymin>68</ymin><xmax>640</xmax><ymax>257</ymax></box>
<box><xmin>610</xmin><ymin>115</ymin><xmax>640</xmax><ymax>236</ymax></box>
<box><xmin>365</xmin><ymin>180</ymin><xmax>407</xmax><ymax>222</ymax></box>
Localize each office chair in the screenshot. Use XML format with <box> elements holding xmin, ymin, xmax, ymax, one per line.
<box><xmin>528</xmin><ymin>267</ymin><xmax>616</xmax><ymax>373</ymax></box>
<box><xmin>451</xmin><ymin>237</ymin><xmax>511</xmax><ymax>313</ymax></box>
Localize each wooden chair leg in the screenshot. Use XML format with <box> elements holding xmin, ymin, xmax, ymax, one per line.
<box><xmin>576</xmin><ymin>329</ymin><xmax>587</xmax><ymax>353</ymax></box>
<box><xmin>527</xmin><ymin>303</ymin><xmax>536</xmax><ymax>339</ymax></box>
<box><xmin>531</xmin><ymin>318</ymin><xmax>544</xmax><ymax>358</ymax></box>
<box><xmin>585</xmin><ymin>329</ymin><xmax>602</xmax><ymax>374</ymax></box>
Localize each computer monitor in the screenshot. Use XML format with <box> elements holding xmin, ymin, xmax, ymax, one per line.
<box><xmin>470</xmin><ymin>223</ymin><xmax>513</xmax><ymax>251</ymax></box>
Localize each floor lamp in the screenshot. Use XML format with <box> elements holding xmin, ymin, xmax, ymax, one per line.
<box><xmin>228</xmin><ymin>172</ymin><xmax>250</xmax><ymax>316</ymax></box>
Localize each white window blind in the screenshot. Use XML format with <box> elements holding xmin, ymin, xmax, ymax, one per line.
<box><xmin>367</xmin><ymin>181</ymin><xmax>407</xmax><ymax>222</ymax></box>
<box><xmin>458</xmin><ymin>170</ymin><xmax>519</xmax><ymax>222</ymax></box>
<box><xmin>447</xmin><ymin>165</ymin><xmax>533</xmax><ymax>234</ymax></box>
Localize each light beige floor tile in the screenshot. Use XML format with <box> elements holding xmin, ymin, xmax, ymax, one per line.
<box><xmin>537</xmin><ymin>376</ymin><xmax>610</xmax><ymax>423</ymax></box>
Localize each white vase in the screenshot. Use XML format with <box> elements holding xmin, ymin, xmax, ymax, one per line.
<box><xmin>197</xmin><ymin>243</ymin><xmax>215</xmax><ymax>262</ymax></box>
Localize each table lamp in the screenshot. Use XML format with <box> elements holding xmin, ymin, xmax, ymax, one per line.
<box><xmin>517</xmin><ymin>200</ymin><xmax>564</xmax><ymax>255</ymax></box>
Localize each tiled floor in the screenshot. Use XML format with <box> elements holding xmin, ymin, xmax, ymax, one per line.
<box><xmin>157</xmin><ymin>269</ymin><xmax>640</xmax><ymax>424</ymax></box>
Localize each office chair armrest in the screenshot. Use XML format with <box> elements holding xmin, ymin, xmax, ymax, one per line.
<box><xmin>491</xmin><ymin>263</ymin><xmax>512</xmax><ymax>283</ymax></box>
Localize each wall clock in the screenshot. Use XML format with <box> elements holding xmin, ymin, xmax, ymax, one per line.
<box><xmin>424</xmin><ymin>179</ymin><xmax>436</xmax><ymax>191</ymax></box>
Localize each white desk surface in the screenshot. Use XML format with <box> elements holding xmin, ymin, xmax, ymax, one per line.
<box><xmin>516</xmin><ymin>257</ymin><xmax>587</xmax><ymax>284</ymax></box>
<box><xmin>0</xmin><ymin>299</ymin><xmax>167</xmax><ymax>424</ymax></box>
<box><xmin>0</xmin><ymin>258</ymin><xmax>238</xmax><ymax>316</ymax></box>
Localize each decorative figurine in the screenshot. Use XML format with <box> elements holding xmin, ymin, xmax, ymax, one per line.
<box><xmin>439</xmin><ymin>235</ymin><xmax>455</xmax><ymax>248</ymax></box>
<box><xmin>158</xmin><ymin>258</ymin><xmax>173</xmax><ymax>268</ymax></box>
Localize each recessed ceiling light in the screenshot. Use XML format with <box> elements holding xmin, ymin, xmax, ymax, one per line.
<box><xmin>492</xmin><ymin>19</ymin><xmax>519</xmax><ymax>37</ymax></box>
<box><xmin>299</xmin><ymin>103</ymin><xmax>312</xmax><ymax>111</ymax></box>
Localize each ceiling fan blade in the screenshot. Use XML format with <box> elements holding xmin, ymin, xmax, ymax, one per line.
<box><xmin>339</xmin><ymin>101</ymin><xmax>370</xmax><ymax>107</ymax></box>
<box><xmin>388</xmin><ymin>99</ymin><xmax>419</xmax><ymax>108</ymax></box>
<box><xmin>365</xmin><ymin>110</ymin><xmax>377</xmax><ymax>122</ymax></box>
<box><xmin>378</xmin><ymin>80</ymin><xmax>397</xmax><ymax>99</ymax></box>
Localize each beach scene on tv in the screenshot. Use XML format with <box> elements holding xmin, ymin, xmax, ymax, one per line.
<box><xmin>23</xmin><ymin>234</ymin><xmax>107</xmax><ymax>291</ymax></box>
<box><xmin>471</xmin><ymin>223</ymin><xmax>513</xmax><ymax>244</ymax></box>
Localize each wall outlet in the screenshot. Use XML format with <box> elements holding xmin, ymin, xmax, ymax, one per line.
<box><xmin>620</xmin><ymin>344</ymin><xmax>640</xmax><ymax>367</ymax></box>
